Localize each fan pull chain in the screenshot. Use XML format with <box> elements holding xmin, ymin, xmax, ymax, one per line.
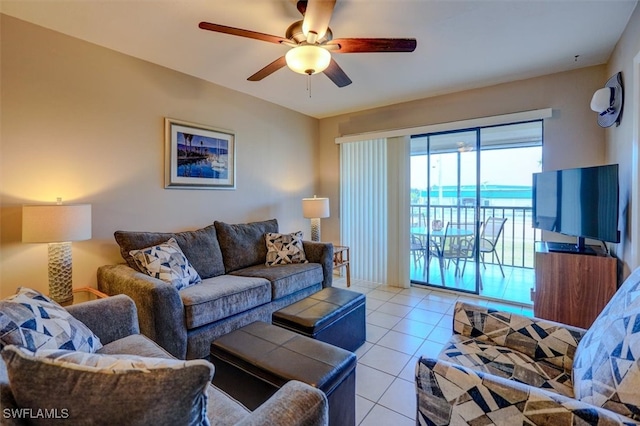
<box><xmin>307</xmin><ymin>74</ymin><xmax>312</xmax><ymax>98</ymax></box>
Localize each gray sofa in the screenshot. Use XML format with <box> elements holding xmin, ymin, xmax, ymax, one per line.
<box><xmin>0</xmin><ymin>295</ymin><xmax>328</xmax><ymax>425</ymax></box>
<box><xmin>97</xmin><ymin>219</ymin><xmax>334</xmax><ymax>360</ymax></box>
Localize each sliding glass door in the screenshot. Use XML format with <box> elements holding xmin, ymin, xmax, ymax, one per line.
<box><xmin>410</xmin><ymin>130</ymin><xmax>480</xmax><ymax>293</ymax></box>
<box><xmin>410</xmin><ymin>121</ymin><xmax>542</xmax><ymax>298</ymax></box>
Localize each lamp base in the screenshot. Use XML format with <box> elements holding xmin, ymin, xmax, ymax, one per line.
<box><xmin>310</xmin><ymin>218</ymin><xmax>321</xmax><ymax>242</ymax></box>
<box><xmin>48</xmin><ymin>242</ymin><xmax>73</xmax><ymax>304</ymax></box>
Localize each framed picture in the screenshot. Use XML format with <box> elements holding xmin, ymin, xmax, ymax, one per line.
<box><xmin>165</xmin><ymin>118</ymin><xmax>236</xmax><ymax>189</ymax></box>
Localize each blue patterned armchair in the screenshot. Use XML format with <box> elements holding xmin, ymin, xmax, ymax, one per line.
<box><xmin>416</xmin><ymin>267</ymin><xmax>640</xmax><ymax>425</ymax></box>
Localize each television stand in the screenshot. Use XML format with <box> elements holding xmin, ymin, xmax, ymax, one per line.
<box><xmin>532</xmin><ymin>242</ymin><xmax>617</xmax><ymax>328</ymax></box>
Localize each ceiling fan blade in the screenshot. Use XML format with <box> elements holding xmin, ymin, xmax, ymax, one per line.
<box><xmin>296</xmin><ymin>0</ymin><xmax>307</xmax><ymax>16</ymax></box>
<box><xmin>247</xmin><ymin>56</ymin><xmax>287</xmax><ymax>81</ymax></box>
<box><xmin>323</xmin><ymin>58</ymin><xmax>352</xmax><ymax>88</ymax></box>
<box><xmin>199</xmin><ymin>22</ymin><xmax>288</xmax><ymax>45</ymax></box>
<box><xmin>327</xmin><ymin>38</ymin><xmax>417</xmax><ymax>53</ymax></box>
<box><xmin>302</xmin><ymin>0</ymin><xmax>335</xmax><ymax>43</ymax></box>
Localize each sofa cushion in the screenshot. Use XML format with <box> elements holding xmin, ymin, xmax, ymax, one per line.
<box><xmin>180</xmin><ymin>275</ymin><xmax>272</xmax><ymax>329</ymax></box>
<box><xmin>452</xmin><ymin>301</ymin><xmax>582</xmax><ymax>376</ymax></box>
<box><xmin>97</xmin><ymin>335</ymin><xmax>252</xmax><ymax>423</ymax></box>
<box><xmin>265</xmin><ymin>231</ymin><xmax>308</xmax><ymax>266</ymax></box>
<box><xmin>98</xmin><ymin>334</ymin><xmax>175</xmax><ymax>358</ymax></box>
<box><xmin>115</xmin><ymin>224</ymin><xmax>225</xmax><ymax>279</ymax></box>
<box><xmin>440</xmin><ymin>334</ymin><xmax>574</xmax><ymax>398</ymax></box>
<box><xmin>2</xmin><ymin>345</ymin><xmax>213</xmax><ymax>426</ymax></box>
<box><xmin>573</xmin><ymin>267</ymin><xmax>640</xmax><ymax>420</ymax></box>
<box><xmin>129</xmin><ymin>238</ymin><xmax>202</xmax><ymax>290</ymax></box>
<box><xmin>230</xmin><ymin>263</ymin><xmax>323</xmax><ymax>300</ymax></box>
<box><xmin>0</xmin><ymin>287</ymin><xmax>102</xmax><ymax>353</ymax></box>
<box><xmin>214</xmin><ymin>219</ymin><xmax>278</xmax><ymax>273</ymax></box>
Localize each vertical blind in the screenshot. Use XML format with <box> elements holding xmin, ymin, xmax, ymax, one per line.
<box><xmin>340</xmin><ymin>138</ymin><xmax>388</xmax><ymax>284</ymax></box>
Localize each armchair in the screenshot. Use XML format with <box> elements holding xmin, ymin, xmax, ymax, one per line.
<box><xmin>416</xmin><ymin>266</ymin><xmax>640</xmax><ymax>425</ymax></box>
<box><xmin>1</xmin><ymin>295</ymin><xmax>328</xmax><ymax>426</ymax></box>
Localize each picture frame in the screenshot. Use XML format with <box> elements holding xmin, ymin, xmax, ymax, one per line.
<box><xmin>164</xmin><ymin>118</ymin><xmax>236</xmax><ymax>189</ymax></box>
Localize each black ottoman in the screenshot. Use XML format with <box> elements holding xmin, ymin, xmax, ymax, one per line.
<box><xmin>272</xmin><ymin>287</ymin><xmax>366</xmax><ymax>352</ymax></box>
<box><xmin>210</xmin><ymin>321</ymin><xmax>356</xmax><ymax>426</ymax></box>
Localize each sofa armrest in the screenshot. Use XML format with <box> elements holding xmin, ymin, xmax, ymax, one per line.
<box><xmin>415</xmin><ymin>357</ymin><xmax>637</xmax><ymax>425</ymax></box>
<box><xmin>236</xmin><ymin>380</ymin><xmax>328</xmax><ymax>426</ymax></box>
<box><xmin>453</xmin><ymin>301</ymin><xmax>586</xmax><ymax>373</ymax></box>
<box><xmin>65</xmin><ymin>295</ymin><xmax>139</xmax><ymax>345</ymax></box>
<box><xmin>303</xmin><ymin>241</ymin><xmax>334</xmax><ymax>288</ymax></box>
<box><xmin>1</xmin><ymin>357</ymin><xmax>20</xmax><ymax>425</ymax></box>
<box><xmin>0</xmin><ymin>385</ymin><xmax>22</xmax><ymax>425</ymax></box>
<box><xmin>97</xmin><ymin>264</ymin><xmax>187</xmax><ymax>359</ymax></box>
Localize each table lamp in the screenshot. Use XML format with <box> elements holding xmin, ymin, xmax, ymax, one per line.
<box><xmin>22</xmin><ymin>200</ymin><xmax>92</xmax><ymax>304</ymax></box>
<box><xmin>302</xmin><ymin>196</ymin><xmax>329</xmax><ymax>242</ymax></box>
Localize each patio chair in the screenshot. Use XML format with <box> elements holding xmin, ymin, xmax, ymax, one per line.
<box><xmin>410</xmin><ymin>233</ymin><xmax>427</xmax><ymax>270</ymax></box>
<box><xmin>411</xmin><ymin>212</ymin><xmax>427</xmax><ymax>228</ymax></box>
<box><xmin>479</xmin><ymin>217</ymin><xmax>508</xmax><ymax>277</ymax></box>
<box><xmin>442</xmin><ymin>222</ymin><xmax>476</xmax><ymax>277</ymax></box>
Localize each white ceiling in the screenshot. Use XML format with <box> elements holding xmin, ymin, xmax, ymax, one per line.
<box><xmin>1</xmin><ymin>0</ymin><xmax>637</xmax><ymax>119</ymax></box>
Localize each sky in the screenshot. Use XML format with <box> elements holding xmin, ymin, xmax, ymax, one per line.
<box><xmin>411</xmin><ymin>146</ymin><xmax>542</xmax><ymax>189</ymax></box>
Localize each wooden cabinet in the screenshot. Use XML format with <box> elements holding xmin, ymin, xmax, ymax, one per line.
<box><xmin>532</xmin><ymin>242</ymin><xmax>617</xmax><ymax>329</ymax></box>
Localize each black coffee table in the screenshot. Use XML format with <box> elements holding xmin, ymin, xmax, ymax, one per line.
<box><xmin>272</xmin><ymin>287</ymin><xmax>366</xmax><ymax>352</ymax></box>
<box><xmin>210</xmin><ymin>321</ymin><xmax>357</xmax><ymax>426</ymax></box>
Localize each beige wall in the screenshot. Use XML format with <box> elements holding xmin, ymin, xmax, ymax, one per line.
<box><xmin>606</xmin><ymin>5</ymin><xmax>640</xmax><ymax>276</ymax></box>
<box><xmin>0</xmin><ymin>15</ymin><xmax>320</xmax><ymax>298</ymax></box>
<box><xmin>3</xmin><ymin>10</ymin><xmax>633</xmax><ymax>297</ymax></box>
<box><xmin>319</xmin><ymin>66</ymin><xmax>609</xmax><ymax>249</ymax></box>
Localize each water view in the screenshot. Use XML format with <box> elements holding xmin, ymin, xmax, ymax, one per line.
<box><xmin>178</xmin><ymin>156</ymin><xmax>229</xmax><ymax>179</ymax></box>
<box><xmin>177</xmin><ymin>131</ymin><xmax>229</xmax><ymax>179</ymax></box>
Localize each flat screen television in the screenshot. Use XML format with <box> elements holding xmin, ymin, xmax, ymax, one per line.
<box><xmin>532</xmin><ymin>164</ymin><xmax>620</xmax><ymax>254</ymax></box>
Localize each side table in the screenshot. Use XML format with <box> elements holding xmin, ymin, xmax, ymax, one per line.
<box><xmin>60</xmin><ymin>287</ymin><xmax>109</xmax><ymax>306</ymax></box>
<box><xmin>333</xmin><ymin>245</ymin><xmax>351</xmax><ymax>287</ymax></box>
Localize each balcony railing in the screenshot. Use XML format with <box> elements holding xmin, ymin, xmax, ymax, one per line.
<box><xmin>411</xmin><ymin>204</ymin><xmax>541</xmax><ymax>268</ymax></box>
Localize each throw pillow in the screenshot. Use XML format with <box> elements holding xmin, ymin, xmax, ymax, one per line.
<box><xmin>214</xmin><ymin>219</ymin><xmax>279</xmax><ymax>273</ymax></box>
<box><xmin>129</xmin><ymin>238</ymin><xmax>202</xmax><ymax>291</ymax></box>
<box><xmin>265</xmin><ymin>231</ymin><xmax>308</xmax><ymax>266</ymax></box>
<box><xmin>573</xmin><ymin>267</ymin><xmax>640</xmax><ymax>421</ymax></box>
<box><xmin>114</xmin><ymin>224</ymin><xmax>225</xmax><ymax>279</ymax></box>
<box><xmin>0</xmin><ymin>287</ymin><xmax>102</xmax><ymax>353</ymax></box>
<box><xmin>2</xmin><ymin>345</ymin><xmax>213</xmax><ymax>426</ymax></box>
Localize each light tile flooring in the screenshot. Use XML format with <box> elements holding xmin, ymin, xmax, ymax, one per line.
<box><xmin>332</xmin><ymin>276</ymin><xmax>533</xmax><ymax>425</ymax></box>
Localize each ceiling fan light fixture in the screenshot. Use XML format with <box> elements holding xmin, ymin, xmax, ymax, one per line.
<box><xmin>285</xmin><ymin>45</ymin><xmax>331</xmax><ymax>75</ymax></box>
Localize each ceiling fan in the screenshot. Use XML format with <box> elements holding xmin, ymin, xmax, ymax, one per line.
<box><xmin>198</xmin><ymin>0</ymin><xmax>417</xmax><ymax>88</ymax></box>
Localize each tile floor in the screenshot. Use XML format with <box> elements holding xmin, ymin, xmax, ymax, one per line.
<box><xmin>332</xmin><ymin>276</ymin><xmax>533</xmax><ymax>425</ymax></box>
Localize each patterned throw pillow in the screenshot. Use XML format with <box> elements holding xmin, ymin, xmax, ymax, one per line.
<box><xmin>130</xmin><ymin>238</ymin><xmax>202</xmax><ymax>290</ymax></box>
<box><xmin>265</xmin><ymin>231</ymin><xmax>308</xmax><ymax>266</ymax></box>
<box><xmin>31</xmin><ymin>347</ymin><xmax>206</xmax><ymax>372</ymax></box>
<box><xmin>3</xmin><ymin>345</ymin><xmax>213</xmax><ymax>426</ymax></box>
<box><xmin>0</xmin><ymin>287</ymin><xmax>102</xmax><ymax>353</ymax></box>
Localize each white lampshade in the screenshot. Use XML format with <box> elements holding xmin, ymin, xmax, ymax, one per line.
<box><xmin>22</xmin><ymin>203</ymin><xmax>92</xmax><ymax>304</ymax></box>
<box><xmin>286</xmin><ymin>45</ymin><xmax>331</xmax><ymax>75</ymax></box>
<box><xmin>302</xmin><ymin>197</ymin><xmax>330</xmax><ymax>219</ymax></box>
<box><xmin>23</xmin><ymin>204</ymin><xmax>92</xmax><ymax>243</ymax></box>
<box><xmin>302</xmin><ymin>196</ymin><xmax>329</xmax><ymax>242</ymax></box>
